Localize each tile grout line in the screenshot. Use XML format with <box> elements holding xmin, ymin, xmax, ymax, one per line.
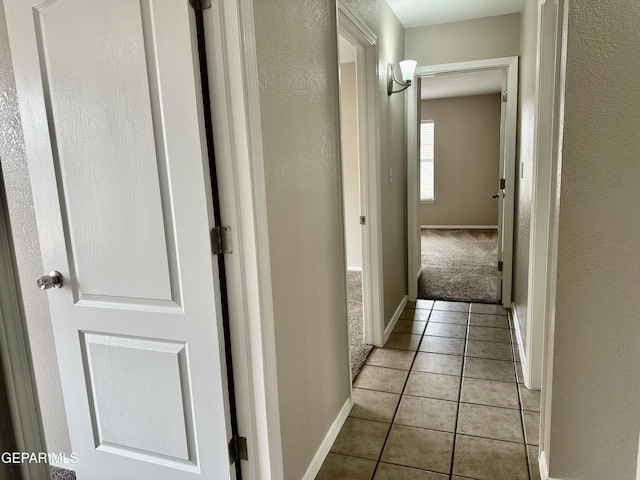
<box><xmin>368</xmin><ymin>303</ymin><xmax>434</xmax><ymax>480</ymax></box>
<box><xmin>359</xmin><ymin>302</ymin><xmax>525</xmax><ymax>480</ymax></box>
<box><xmin>447</xmin><ymin>304</ymin><xmax>471</xmax><ymax>480</ymax></box>
<box><xmin>510</xmin><ymin>309</ymin><xmax>533</xmax><ymax>480</ymax></box>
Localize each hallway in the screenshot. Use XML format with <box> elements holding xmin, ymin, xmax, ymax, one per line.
<box><xmin>316</xmin><ymin>300</ymin><xmax>541</xmax><ymax>480</ymax></box>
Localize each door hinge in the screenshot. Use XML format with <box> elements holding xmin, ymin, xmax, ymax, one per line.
<box><xmin>189</xmin><ymin>0</ymin><xmax>211</xmax><ymax>10</ymax></box>
<box><xmin>360</xmin><ymin>216</ymin><xmax>366</xmax><ymax>225</ymax></box>
<box><xmin>228</xmin><ymin>435</ymin><xmax>248</xmax><ymax>464</ymax></box>
<box><xmin>502</xmin><ymin>91</ymin><xmax>508</xmax><ymax>102</ymax></box>
<box><xmin>211</xmin><ymin>226</ymin><xmax>233</xmax><ymax>255</ymax></box>
<box><xmin>500</xmin><ymin>178</ymin><xmax>506</xmax><ymax>190</ymax></box>
<box><xmin>498</xmin><ymin>261</ymin><xmax>503</xmax><ymax>272</ymax></box>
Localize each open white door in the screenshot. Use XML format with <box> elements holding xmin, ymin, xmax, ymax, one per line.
<box><xmin>497</xmin><ymin>62</ymin><xmax>519</xmax><ymax>307</ymax></box>
<box><xmin>496</xmin><ymin>80</ymin><xmax>507</xmax><ymax>302</ymax></box>
<box><xmin>5</xmin><ymin>1</ymin><xmax>235</xmax><ymax>478</ymax></box>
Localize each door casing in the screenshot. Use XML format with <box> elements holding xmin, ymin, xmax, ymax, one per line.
<box><xmin>406</xmin><ymin>56</ymin><xmax>519</xmax><ymax>308</ymax></box>
<box><xmin>338</xmin><ymin>1</ymin><xmax>385</xmax><ymax>348</ymax></box>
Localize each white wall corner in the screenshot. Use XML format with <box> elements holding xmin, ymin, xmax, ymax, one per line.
<box><xmin>510</xmin><ymin>307</ymin><xmax>527</xmax><ymax>374</ymax></box>
<box><xmin>301</xmin><ymin>398</ymin><xmax>352</xmax><ymax>480</ymax></box>
<box><xmin>383</xmin><ymin>295</ymin><xmax>408</xmax><ymax>344</ymax></box>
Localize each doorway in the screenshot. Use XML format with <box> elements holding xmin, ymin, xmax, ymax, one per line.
<box><xmin>338</xmin><ymin>34</ymin><xmax>371</xmax><ymax>379</ymax></box>
<box><xmin>337</xmin><ymin>2</ymin><xmax>386</xmax><ymax>358</ymax></box>
<box><xmin>407</xmin><ymin>57</ymin><xmax>519</xmax><ymax>308</ymax></box>
<box><xmin>418</xmin><ymin>72</ymin><xmax>503</xmax><ymax>303</ymax></box>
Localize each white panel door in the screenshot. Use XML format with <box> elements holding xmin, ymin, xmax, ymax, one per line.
<box><xmin>497</xmin><ymin>85</ymin><xmax>507</xmax><ymax>302</ymax></box>
<box><xmin>4</xmin><ymin>1</ymin><xmax>234</xmax><ymax>479</ymax></box>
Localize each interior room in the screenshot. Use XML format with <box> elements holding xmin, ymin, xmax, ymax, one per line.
<box><xmin>418</xmin><ymin>71</ymin><xmax>503</xmax><ymax>304</ymax></box>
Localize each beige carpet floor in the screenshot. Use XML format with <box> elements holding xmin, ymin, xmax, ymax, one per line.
<box><xmin>51</xmin><ymin>466</ymin><xmax>75</xmax><ymax>480</ymax></box>
<box><xmin>418</xmin><ymin>229</ymin><xmax>500</xmax><ymax>303</ymax></box>
<box><xmin>347</xmin><ymin>270</ymin><xmax>373</xmax><ymax>380</ymax></box>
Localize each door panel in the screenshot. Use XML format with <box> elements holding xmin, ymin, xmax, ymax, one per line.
<box><xmin>37</xmin><ymin>0</ymin><xmax>178</xmax><ymax>304</ymax></box>
<box><xmin>5</xmin><ymin>0</ymin><xmax>233</xmax><ymax>478</ymax></box>
<box><xmin>81</xmin><ymin>334</ymin><xmax>194</xmax><ymax>464</ymax></box>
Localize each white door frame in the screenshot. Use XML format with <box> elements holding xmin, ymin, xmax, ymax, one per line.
<box><xmin>533</xmin><ymin>0</ymin><xmax>568</xmax><ymax>474</ymax></box>
<box><xmin>202</xmin><ymin>2</ymin><xmax>284</xmax><ymax>479</ymax></box>
<box><xmin>0</xmin><ymin>1</ymin><xmax>284</xmax><ymax>479</ymax></box>
<box><xmin>525</xmin><ymin>0</ymin><xmax>565</xmax><ymax>392</ymax></box>
<box><xmin>338</xmin><ymin>2</ymin><xmax>385</xmax><ymax>347</ymax></box>
<box><xmin>407</xmin><ymin>57</ymin><xmax>519</xmax><ymax>308</ymax></box>
<box><xmin>407</xmin><ymin>75</ymin><xmax>420</xmax><ymax>301</ymax></box>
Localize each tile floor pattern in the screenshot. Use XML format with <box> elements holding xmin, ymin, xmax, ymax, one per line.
<box><xmin>316</xmin><ymin>300</ymin><xmax>541</xmax><ymax>480</ymax></box>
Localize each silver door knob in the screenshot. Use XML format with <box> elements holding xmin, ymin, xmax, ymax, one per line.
<box><xmin>492</xmin><ymin>193</ymin><xmax>500</xmax><ymax>198</ymax></box>
<box><xmin>37</xmin><ymin>271</ymin><xmax>63</xmax><ymax>290</ymax></box>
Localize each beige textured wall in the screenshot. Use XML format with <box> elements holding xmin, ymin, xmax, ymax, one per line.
<box><xmin>0</xmin><ymin>1</ymin><xmax>72</xmax><ymax>455</ymax></box>
<box><xmin>405</xmin><ymin>14</ymin><xmax>521</xmax><ymax>66</ymax></box>
<box><xmin>341</xmin><ymin>0</ymin><xmax>407</xmax><ymax>327</ymax></box>
<box><xmin>252</xmin><ymin>2</ymin><xmax>351</xmax><ymax>478</ymax></box>
<box><xmin>420</xmin><ymin>94</ymin><xmax>500</xmax><ymax>226</ymax></box>
<box><xmin>340</xmin><ymin>62</ymin><xmax>362</xmax><ymax>269</ymax></box>
<box><xmin>546</xmin><ymin>1</ymin><xmax>640</xmax><ymax>478</ymax></box>
<box><xmin>512</xmin><ymin>0</ymin><xmax>538</xmax><ymax>347</ymax></box>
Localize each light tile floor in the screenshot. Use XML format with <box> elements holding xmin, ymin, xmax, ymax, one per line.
<box><xmin>316</xmin><ymin>300</ymin><xmax>541</xmax><ymax>480</ymax></box>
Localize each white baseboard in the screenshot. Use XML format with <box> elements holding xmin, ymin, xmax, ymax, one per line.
<box><xmin>50</xmin><ymin>462</ymin><xmax>76</xmax><ymax>471</ymax></box>
<box><xmin>347</xmin><ymin>266</ymin><xmax>362</xmax><ymax>272</ymax></box>
<box><xmin>540</xmin><ymin>449</ymin><xmax>550</xmax><ymax>479</ymax></box>
<box><xmin>539</xmin><ymin>449</ymin><xmax>563</xmax><ymax>480</ymax></box>
<box><xmin>416</xmin><ymin>266</ymin><xmax>424</xmax><ymax>280</ymax></box>
<box><xmin>511</xmin><ymin>306</ymin><xmax>527</xmax><ymax>371</ymax></box>
<box><xmin>384</xmin><ymin>295</ymin><xmax>408</xmax><ymax>344</ymax></box>
<box><xmin>301</xmin><ymin>398</ymin><xmax>352</xmax><ymax>480</ymax></box>
<box><xmin>421</xmin><ymin>225</ymin><xmax>498</xmax><ymax>230</ymax></box>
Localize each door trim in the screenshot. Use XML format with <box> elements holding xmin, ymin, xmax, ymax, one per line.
<box><xmin>338</xmin><ymin>1</ymin><xmax>385</xmax><ymax>347</ymax></box>
<box><xmin>534</xmin><ymin>0</ymin><xmax>568</xmax><ymax>470</ymax></box>
<box><xmin>0</xmin><ymin>175</ymin><xmax>50</xmax><ymax>480</ymax></box>
<box><xmin>194</xmin><ymin>7</ymin><xmax>244</xmax><ymax>477</ymax></box>
<box><xmin>202</xmin><ymin>2</ymin><xmax>284</xmax><ymax>478</ymax></box>
<box><xmin>525</xmin><ymin>0</ymin><xmax>565</xmax><ymax>391</ymax></box>
<box><xmin>407</xmin><ymin>56</ymin><xmax>519</xmax><ymax>307</ymax></box>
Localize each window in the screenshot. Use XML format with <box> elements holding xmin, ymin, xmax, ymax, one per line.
<box><xmin>420</xmin><ymin>121</ymin><xmax>434</xmax><ymax>202</ymax></box>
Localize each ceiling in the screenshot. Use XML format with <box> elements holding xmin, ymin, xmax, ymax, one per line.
<box><xmin>421</xmin><ymin>70</ymin><xmax>503</xmax><ymax>100</ymax></box>
<box><xmin>386</xmin><ymin>0</ymin><xmax>524</xmax><ymax>28</ymax></box>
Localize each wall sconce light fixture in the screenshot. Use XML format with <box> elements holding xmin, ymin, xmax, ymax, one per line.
<box><xmin>387</xmin><ymin>60</ymin><xmax>417</xmax><ymax>95</ymax></box>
